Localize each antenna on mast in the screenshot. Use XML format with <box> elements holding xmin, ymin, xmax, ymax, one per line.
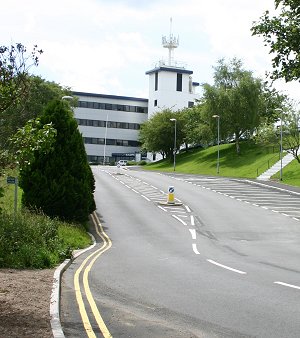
<box><xmin>162</xmin><ymin>17</ymin><xmax>179</xmax><ymax>66</ymax></box>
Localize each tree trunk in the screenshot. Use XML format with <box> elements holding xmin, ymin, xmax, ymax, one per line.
<box><xmin>235</xmin><ymin>136</ymin><xmax>240</xmax><ymax>155</ymax></box>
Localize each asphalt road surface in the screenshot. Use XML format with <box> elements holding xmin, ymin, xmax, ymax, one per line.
<box><xmin>61</xmin><ymin>166</ymin><xmax>300</xmax><ymax>338</ymax></box>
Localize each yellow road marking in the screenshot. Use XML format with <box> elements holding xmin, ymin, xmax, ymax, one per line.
<box><xmin>74</xmin><ymin>211</ymin><xmax>113</xmax><ymax>337</ymax></box>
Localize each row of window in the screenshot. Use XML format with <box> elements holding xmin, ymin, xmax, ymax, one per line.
<box><xmin>78</xmin><ymin>100</ymin><xmax>148</xmax><ymax>114</ymax></box>
<box><xmin>77</xmin><ymin>119</ymin><xmax>140</xmax><ymax>130</ymax></box>
<box><xmin>83</xmin><ymin>137</ymin><xmax>140</xmax><ymax>147</ymax></box>
<box><xmin>154</xmin><ymin>100</ymin><xmax>195</xmax><ymax>108</ymax></box>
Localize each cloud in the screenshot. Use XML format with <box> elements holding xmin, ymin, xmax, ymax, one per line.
<box><xmin>2</xmin><ymin>0</ymin><xmax>298</xmax><ymax>101</ymax></box>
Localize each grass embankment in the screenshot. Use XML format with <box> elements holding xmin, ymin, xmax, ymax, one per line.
<box><xmin>147</xmin><ymin>140</ymin><xmax>300</xmax><ymax>187</ymax></box>
<box><xmin>147</xmin><ymin>141</ymin><xmax>281</xmax><ymax>179</ymax></box>
<box><xmin>0</xmin><ymin>169</ymin><xmax>92</xmax><ymax>269</ymax></box>
<box><xmin>272</xmin><ymin>159</ymin><xmax>300</xmax><ymax>186</ymax></box>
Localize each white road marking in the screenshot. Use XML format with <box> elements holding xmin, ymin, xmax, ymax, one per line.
<box><xmin>190</xmin><ymin>215</ymin><xmax>195</xmax><ymax>226</ymax></box>
<box><xmin>185</xmin><ymin>205</ymin><xmax>191</xmax><ymax>212</ymax></box>
<box><xmin>131</xmin><ymin>189</ymin><xmax>139</xmax><ymax>194</ymax></box>
<box><xmin>207</xmin><ymin>259</ymin><xmax>247</xmax><ymax>275</ymax></box>
<box><xmin>172</xmin><ymin>215</ymin><xmax>187</xmax><ymax>225</ymax></box>
<box><xmin>157</xmin><ymin>205</ymin><xmax>168</xmax><ymax>212</ymax></box>
<box><xmin>192</xmin><ymin>243</ymin><xmax>200</xmax><ymax>255</ymax></box>
<box><xmin>141</xmin><ymin>195</ymin><xmax>151</xmax><ymax>201</ymax></box>
<box><xmin>274</xmin><ymin>281</ymin><xmax>300</xmax><ymax>290</ymax></box>
<box><xmin>189</xmin><ymin>229</ymin><xmax>196</xmax><ymax>240</ymax></box>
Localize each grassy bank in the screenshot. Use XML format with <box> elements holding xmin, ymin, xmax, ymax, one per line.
<box><xmin>0</xmin><ymin>169</ymin><xmax>92</xmax><ymax>269</ymax></box>
<box><xmin>272</xmin><ymin>159</ymin><xmax>300</xmax><ymax>187</ymax></box>
<box><xmin>147</xmin><ymin>141</ymin><xmax>281</xmax><ymax>179</ymax></box>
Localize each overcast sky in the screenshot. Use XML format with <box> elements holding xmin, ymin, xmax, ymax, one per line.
<box><xmin>2</xmin><ymin>0</ymin><xmax>299</xmax><ymax>101</ymax></box>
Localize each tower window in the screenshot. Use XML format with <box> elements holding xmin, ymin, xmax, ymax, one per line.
<box><xmin>155</xmin><ymin>72</ymin><xmax>158</xmax><ymax>91</ymax></box>
<box><xmin>154</xmin><ymin>99</ymin><xmax>157</xmax><ymax>106</ymax></box>
<box><xmin>176</xmin><ymin>73</ymin><xmax>182</xmax><ymax>92</ymax></box>
<box><xmin>188</xmin><ymin>101</ymin><xmax>194</xmax><ymax>108</ymax></box>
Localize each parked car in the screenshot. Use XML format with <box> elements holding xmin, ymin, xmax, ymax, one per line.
<box><xmin>117</xmin><ymin>160</ymin><xmax>128</xmax><ymax>166</ymax></box>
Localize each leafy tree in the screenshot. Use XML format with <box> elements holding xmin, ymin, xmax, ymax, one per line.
<box><xmin>0</xmin><ymin>43</ymin><xmax>43</xmax><ymax>114</ymax></box>
<box><xmin>181</xmin><ymin>105</ymin><xmax>213</xmax><ymax>148</ymax></box>
<box><xmin>201</xmin><ymin>58</ymin><xmax>264</xmax><ymax>154</ymax></box>
<box><xmin>139</xmin><ymin>109</ymin><xmax>185</xmax><ymax>160</ymax></box>
<box><xmin>251</xmin><ymin>0</ymin><xmax>300</xmax><ymax>81</ymax></box>
<box><xmin>256</xmin><ymin>108</ymin><xmax>300</xmax><ymax>163</ymax></box>
<box><xmin>9</xmin><ymin>118</ymin><xmax>57</xmax><ymax>168</ymax></box>
<box><xmin>0</xmin><ymin>75</ymin><xmax>72</xmax><ymax>151</ymax></box>
<box><xmin>19</xmin><ymin>99</ymin><xmax>95</xmax><ymax>222</ymax></box>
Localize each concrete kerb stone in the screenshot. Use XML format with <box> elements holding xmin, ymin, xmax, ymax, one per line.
<box><xmin>50</xmin><ymin>232</ymin><xmax>97</xmax><ymax>338</ymax></box>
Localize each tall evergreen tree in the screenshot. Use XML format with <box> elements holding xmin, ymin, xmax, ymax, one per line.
<box><xmin>19</xmin><ymin>99</ymin><xmax>95</xmax><ymax>222</ymax></box>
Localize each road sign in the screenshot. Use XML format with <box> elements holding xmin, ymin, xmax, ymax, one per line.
<box><xmin>168</xmin><ymin>186</ymin><xmax>174</xmax><ymax>194</ymax></box>
<box><xmin>7</xmin><ymin>176</ymin><xmax>16</xmax><ymax>184</ymax></box>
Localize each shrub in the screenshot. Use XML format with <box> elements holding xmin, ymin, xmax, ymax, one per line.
<box><xmin>19</xmin><ymin>100</ymin><xmax>95</xmax><ymax>223</ymax></box>
<box><xmin>0</xmin><ymin>210</ymin><xmax>91</xmax><ymax>268</ymax></box>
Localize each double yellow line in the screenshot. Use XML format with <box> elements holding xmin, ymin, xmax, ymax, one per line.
<box><xmin>74</xmin><ymin>211</ymin><xmax>113</xmax><ymax>338</ymax></box>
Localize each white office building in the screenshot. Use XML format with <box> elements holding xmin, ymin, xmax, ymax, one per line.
<box><xmin>73</xmin><ymin>24</ymin><xmax>199</xmax><ymax>164</ymax></box>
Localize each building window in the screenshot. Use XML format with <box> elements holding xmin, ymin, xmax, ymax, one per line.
<box><xmin>176</xmin><ymin>73</ymin><xmax>182</xmax><ymax>92</ymax></box>
<box><xmin>154</xmin><ymin>99</ymin><xmax>157</xmax><ymax>107</ymax></box>
<box><xmin>188</xmin><ymin>101</ymin><xmax>194</xmax><ymax>108</ymax></box>
<box><xmin>155</xmin><ymin>72</ymin><xmax>158</xmax><ymax>91</ymax></box>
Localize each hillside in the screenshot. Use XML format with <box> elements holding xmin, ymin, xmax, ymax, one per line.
<box><xmin>146</xmin><ymin>141</ymin><xmax>299</xmax><ymax>186</ymax></box>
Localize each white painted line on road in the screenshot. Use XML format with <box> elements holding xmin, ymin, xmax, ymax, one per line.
<box><xmin>274</xmin><ymin>281</ymin><xmax>300</xmax><ymax>290</ymax></box>
<box><xmin>192</xmin><ymin>243</ymin><xmax>200</xmax><ymax>255</ymax></box>
<box><xmin>158</xmin><ymin>205</ymin><xmax>168</xmax><ymax>212</ymax></box>
<box><xmin>172</xmin><ymin>215</ymin><xmax>187</xmax><ymax>225</ymax></box>
<box><xmin>189</xmin><ymin>229</ymin><xmax>196</xmax><ymax>240</ymax></box>
<box><xmin>151</xmin><ymin>185</ymin><xmax>158</xmax><ymax>189</ymax></box>
<box><xmin>141</xmin><ymin>195</ymin><xmax>151</xmax><ymax>201</ymax></box>
<box><xmin>207</xmin><ymin>259</ymin><xmax>247</xmax><ymax>275</ymax></box>
<box><xmin>191</xmin><ymin>215</ymin><xmax>195</xmax><ymax>226</ymax></box>
<box><xmin>185</xmin><ymin>205</ymin><xmax>191</xmax><ymax>212</ymax></box>
<box><xmin>143</xmin><ymin>181</ymin><xmax>149</xmax><ymax>185</ymax></box>
<box><xmin>160</xmin><ymin>190</ymin><xmax>165</xmax><ymax>194</ymax></box>
<box><xmin>131</xmin><ymin>189</ymin><xmax>139</xmax><ymax>194</ymax></box>
<box><xmin>293</xmin><ymin>217</ymin><xmax>300</xmax><ymax>221</ymax></box>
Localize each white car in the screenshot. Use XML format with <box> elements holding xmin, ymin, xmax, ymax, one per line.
<box><xmin>117</xmin><ymin>160</ymin><xmax>128</xmax><ymax>166</ymax></box>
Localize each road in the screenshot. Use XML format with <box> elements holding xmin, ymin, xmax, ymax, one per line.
<box><xmin>61</xmin><ymin>166</ymin><xmax>300</xmax><ymax>338</ymax></box>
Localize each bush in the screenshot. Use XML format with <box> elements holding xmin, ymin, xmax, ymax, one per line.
<box><xmin>19</xmin><ymin>100</ymin><xmax>96</xmax><ymax>223</ymax></box>
<box><xmin>0</xmin><ymin>210</ymin><xmax>91</xmax><ymax>268</ymax></box>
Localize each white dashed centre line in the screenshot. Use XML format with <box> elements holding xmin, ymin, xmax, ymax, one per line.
<box><xmin>207</xmin><ymin>259</ymin><xmax>247</xmax><ymax>275</ymax></box>
<box><xmin>274</xmin><ymin>281</ymin><xmax>300</xmax><ymax>290</ymax></box>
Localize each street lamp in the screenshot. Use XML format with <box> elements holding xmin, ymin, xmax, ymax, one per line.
<box><xmin>212</xmin><ymin>115</ymin><xmax>220</xmax><ymax>174</ymax></box>
<box><xmin>170</xmin><ymin>118</ymin><xmax>177</xmax><ymax>171</ymax></box>
<box><xmin>275</xmin><ymin>108</ymin><xmax>284</xmax><ymax>181</ymax></box>
<box><xmin>62</xmin><ymin>95</ymin><xmax>73</xmax><ymax>101</ymax></box>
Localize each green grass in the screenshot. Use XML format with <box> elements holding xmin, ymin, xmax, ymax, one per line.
<box><xmin>272</xmin><ymin>159</ymin><xmax>300</xmax><ymax>187</ymax></box>
<box><xmin>0</xmin><ymin>168</ymin><xmax>92</xmax><ymax>269</ymax></box>
<box><xmin>147</xmin><ymin>141</ymin><xmax>281</xmax><ymax>179</ymax></box>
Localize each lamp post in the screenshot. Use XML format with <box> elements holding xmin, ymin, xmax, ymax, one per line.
<box><xmin>170</xmin><ymin>118</ymin><xmax>177</xmax><ymax>171</ymax></box>
<box><xmin>212</xmin><ymin>115</ymin><xmax>220</xmax><ymax>174</ymax></box>
<box><xmin>62</xmin><ymin>95</ymin><xmax>73</xmax><ymax>101</ymax></box>
<box><xmin>275</xmin><ymin>108</ymin><xmax>284</xmax><ymax>181</ymax></box>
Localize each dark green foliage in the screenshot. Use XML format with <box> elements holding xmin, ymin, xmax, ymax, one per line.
<box><xmin>19</xmin><ymin>99</ymin><xmax>95</xmax><ymax>222</ymax></box>
<box><xmin>251</xmin><ymin>0</ymin><xmax>300</xmax><ymax>82</ymax></box>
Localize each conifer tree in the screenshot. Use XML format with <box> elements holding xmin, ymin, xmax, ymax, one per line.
<box><xmin>20</xmin><ymin>99</ymin><xmax>96</xmax><ymax>222</ymax></box>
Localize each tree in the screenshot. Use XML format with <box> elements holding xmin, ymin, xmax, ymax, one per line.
<box><xmin>181</xmin><ymin>105</ymin><xmax>213</xmax><ymax>148</ymax></box>
<box><xmin>19</xmin><ymin>99</ymin><xmax>95</xmax><ymax>222</ymax></box>
<box><xmin>139</xmin><ymin>109</ymin><xmax>185</xmax><ymax>160</ymax></box>
<box><xmin>201</xmin><ymin>58</ymin><xmax>264</xmax><ymax>154</ymax></box>
<box><xmin>0</xmin><ymin>75</ymin><xmax>72</xmax><ymax>150</ymax></box>
<box><xmin>0</xmin><ymin>43</ymin><xmax>43</xmax><ymax>114</ymax></box>
<box><xmin>251</xmin><ymin>0</ymin><xmax>300</xmax><ymax>82</ymax></box>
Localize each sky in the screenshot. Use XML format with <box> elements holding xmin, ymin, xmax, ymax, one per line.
<box><xmin>2</xmin><ymin>0</ymin><xmax>299</xmax><ymax>101</ymax></box>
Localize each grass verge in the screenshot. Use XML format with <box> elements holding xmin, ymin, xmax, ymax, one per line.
<box><xmin>147</xmin><ymin>141</ymin><xmax>281</xmax><ymax>179</ymax></box>
<box><xmin>0</xmin><ymin>169</ymin><xmax>92</xmax><ymax>269</ymax></box>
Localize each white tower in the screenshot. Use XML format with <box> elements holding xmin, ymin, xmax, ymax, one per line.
<box><xmin>146</xmin><ymin>19</ymin><xmax>200</xmax><ymax>118</ymax></box>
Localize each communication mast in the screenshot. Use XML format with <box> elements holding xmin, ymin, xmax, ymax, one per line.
<box><xmin>162</xmin><ymin>18</ymin><xmax>179</xmax><ymax>66</ymax></box>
